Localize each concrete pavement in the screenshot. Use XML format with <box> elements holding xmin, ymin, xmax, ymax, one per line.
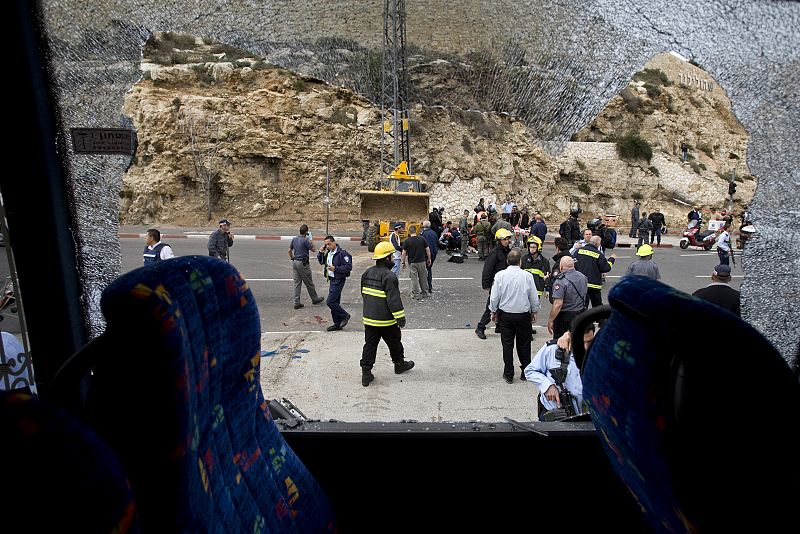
<box><xmin>260</xmin><ymin>328</ymin><xmax>550</xmax><ymax>423</ymax></box>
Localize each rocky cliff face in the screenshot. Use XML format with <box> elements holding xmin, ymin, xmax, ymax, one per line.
<box><xmin>121</xmin><ymin>42</ymin><xmax>754</xmax><ymax>230</ymax></box>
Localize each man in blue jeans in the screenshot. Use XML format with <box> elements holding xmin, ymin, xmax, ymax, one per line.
<box><xmin>317</xmin><ymin>235</ymin><xmax>353</xmax><ymax>331</ymax></box>
<box><xmin>421</xmin><ymin>221</ymin><xmax>439</xmax><ymax>293</ymax></box>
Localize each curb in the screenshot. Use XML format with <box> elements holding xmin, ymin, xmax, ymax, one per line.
<box><xmin>119</xmin><ymin>234</ymin><xmax>674</xmax><ymax>248</ymax></box>
<box><xmin>118</xmin><ymin>233</ymin><xmax>362</xmax><ymax>241</ymax></box>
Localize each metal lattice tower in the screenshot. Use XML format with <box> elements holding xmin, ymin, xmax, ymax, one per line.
<box><xmin>380</xmin><ymin>0</ymin><xmax>410</xmax><ymax>180</ymax></box>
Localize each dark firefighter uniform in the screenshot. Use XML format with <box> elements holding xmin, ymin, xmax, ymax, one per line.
<box><xmin>360</xmin><ymin>262</ymin><xmax>407</xmax><ymax>371</ymax></box>
<box><xmin>574</xmin><ymin>243</ymin><xmax>615</xmax><ymax>307</ymax></box>
<box><xmin>521</xmin><ymin>239</ymin><xmax>550</xmax><ymax>298</ymax></box>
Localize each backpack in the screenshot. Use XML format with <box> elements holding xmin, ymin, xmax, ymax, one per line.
<box><xmin>601</xmin><ymin>227</ymin><xmax>616</xmax><ymax>250</ymax></box>
<box><xmin>559</xmin><ymin>219</ymin><xmax>570</xmax><ymax>240</ymax></box>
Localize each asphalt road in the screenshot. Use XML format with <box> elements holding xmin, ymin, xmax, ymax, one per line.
<box><xmin>120</xmin><ymin>236</ymin><xmax>743</xmax><ymax>334</ymax></box>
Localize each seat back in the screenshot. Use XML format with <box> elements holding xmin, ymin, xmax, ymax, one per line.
<box><xmin>0</xmin><ymin>389</ymin><xmax>139</xmax><ymax>532</ymax></box>
<box><xmin>580</xmin><ymin>276</ymin><xmax>800</xmax><ymax>532</ymax></box>
<box><xmin>82</xmin><ymin>256</ymin><xmax>334</xmax><ymax>532</ymax></box>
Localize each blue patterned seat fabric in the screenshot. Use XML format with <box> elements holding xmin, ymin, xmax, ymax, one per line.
<box><xmin>0</xmin><ymin>389</ymin><xmax>140</xmax><ymax>533</ymax></box>
<box><xmin>582</xmin><ymin>276</ymin><xmax>799</xmax><ymax>533</ymax></box>
<box><xmin>84</xmin><ymin>255</ymin><xmax>335</xmax><ymax>532</ymax></box>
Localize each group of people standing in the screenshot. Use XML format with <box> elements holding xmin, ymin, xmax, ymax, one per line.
<box><xmin>629</xmin><ymin>201</ymin><xmax>667</xmax><ymax>247</ymax></box>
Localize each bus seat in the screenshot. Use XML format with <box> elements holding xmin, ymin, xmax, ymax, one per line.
<box><xmin>0</xmin><ymin>389</ymin><xmax>139</xmax><ymax>532</ymax></box>
<box><xmin>79</xmin><ymin>256</ymin><xmax>335</xmax><ymax>532</ymax></box>
<box><xmin>577</xmin><ymin>276</ymin><xmax>800</xmax><ymax>532</ymax></box>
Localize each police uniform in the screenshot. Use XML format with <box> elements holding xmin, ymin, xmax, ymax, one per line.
<box><xmin>360</xmin><ymin>262</ymin><xmax>407</xmax><ymax>372</ymax></box>
<box><xmin>142</xmin><ymin>242</ymin><xmax>171</xmax><ymax>265</ymax></box>
<box><xmin>574</xmin><ymin>243</ymin><xmax>614</xmax><ymax>307</ymax></box>
<box><xmin>550</xmin><ymin>269</ymin><xmax>588</xmax><ymax>340</ymax></box>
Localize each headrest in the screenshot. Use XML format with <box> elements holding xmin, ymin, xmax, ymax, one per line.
<box><xmin>579</xmin><ymin>276</ymin><xmax>800</xmax><ymax>531</ymax></box>
<box><xmin>82</xmin><ymin>256</ymin><xmax>335</xmax><ymax>531</ymax></box>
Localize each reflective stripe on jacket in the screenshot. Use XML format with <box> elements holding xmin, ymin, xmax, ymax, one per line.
<box><xmin>361</xmin><ymin>264</ymin><xmax>405</xmax><ymax>327</ymax></box>
<box><xmin>521</xmin><ymin>252</ymin><xmax>551</xmax><ymax>296</ymax></box>
<box><xmin>575</xmin><ymin>244</ymin><xmax>614</xmax><ymax>289</ymax></box>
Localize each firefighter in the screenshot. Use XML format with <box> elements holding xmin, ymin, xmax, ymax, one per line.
<box><xmin>360</xmin><ymin>241</ymin><xmax>415</xmax><ymax>387</ymax></box>
<box><xmin>573</xmin><ymin>235</ymin><xmax>616</xmax><ymax>308</ymax></box>
<box><xmin>521</xmin><ymin>235</ymin><xmax>550</xmax><ymax>299</ymax></box>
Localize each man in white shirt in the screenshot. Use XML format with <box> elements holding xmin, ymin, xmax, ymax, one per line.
<box><xmin>489</xmin><ymin>249</ymin><xmax>541</xmax><ymax>383</ymax></box>
<box><xmin>716</xmin><ymin>223</ymin><xmax>732</xmax><ymax>265</ymax></box>
<box><xmin>525</xmin><ymin>326</ymin><xmax>595</xmax><ymax>421</ymax></box>
<box><xmin>142</xmin><ymin>228</ymin><xmax>175</xmax><ymax>265</ymax></box>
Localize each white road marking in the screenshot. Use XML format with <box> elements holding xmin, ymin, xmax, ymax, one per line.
<box><xmin>680</xmin><ymin>252</ymin><xmax>717</xmax><ymax>257</ymax></box>
<box><xmin>695</xmin><ymin>275</ymin><xmax>743</xmax><ymax>278</ymax></box>
<box><xmin>246</xmin><ymin>277</ymin><xmax>475</xmax><ymax>282</ymax></box>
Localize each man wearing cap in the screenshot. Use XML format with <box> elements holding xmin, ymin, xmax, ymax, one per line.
<box><xmin>288</xmin><ymin>224</ymin><xmax>325</xmax><ymax>309</ymax></box>
<box><xmin>475</xmin><ymin>228</ymin><xmax>513</xmax><ymax>339</ymax></box>
<box><xmin>625</xmin><ymin>244</ymin><xmax>660</xmax><ymax>280</ymax></box>
<box><xmin>359</xmin><ymin>241</ymin><xmax>415</xmax><ymax>387</ymax></box>
<box><xmin>692</xmin><ymin>264</ymin><xmax>740</xmax><ymax>316</ymax></box>
<box><xmin>389</xmin><ymin>223</ymin><xmax>403</xmax><ymax>275</ymax></box>
<box><xmin>208</xmin><ymin>219</ymin><xmax>233</xmax><ymax>261</ymax></box>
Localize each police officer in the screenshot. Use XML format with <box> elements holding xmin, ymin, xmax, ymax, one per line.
<box><xmin>207</xmin><ymin>218</ymin><xmax>233</xmax><ymax>261</ymax></box>
<box><xmin>524</xmin><ymin>326</ymin><xmax>595</xmax><ymax>421</ymax></box>
<box><xmin>574</xmin><ymin>235</ymin><xmax>616</xmax><ymax>308</ymax></box>
<box><xmin>547</xmin><ymin>256</ymin><xmax>589</xmax><ymax>340</ymax></box>
<box><xmin>142</xmin><ymin>228</ymin><xmax>174</xmax><ymax>265</ymax></box>
<box><xmin>521</xmin><ymin>236</ymin><xmax>550</xmax><ymax>299</ymax></box>
<box><xmin>716</xmin><ymin>223</ymin><xmax>733</xmax><ymax>265</ymax></box>
<box><xmin>475</xmin><ymin>228</ymin><xmax>513</xmax><ymax>339</ymax></box>
<box><xmin>360</xmin><ymin>241</ymin><xmax>415</xmax><ymax>387</ymax></box>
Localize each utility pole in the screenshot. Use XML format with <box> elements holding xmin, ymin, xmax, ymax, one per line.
<box><xmin>380</xmin><ymin>0</ymin><xmax>411</xmax><ymax>184</ymax></box>
<box><xmin>325</xmin><ymin>159</ymin><xmax>331</xmax><ymax>236</ymax></box>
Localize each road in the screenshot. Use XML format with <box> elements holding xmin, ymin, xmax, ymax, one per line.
<box><xmin>120</xmin><ymin>235</ymin><xmax>743</xmax><ymax>335</ymax></box>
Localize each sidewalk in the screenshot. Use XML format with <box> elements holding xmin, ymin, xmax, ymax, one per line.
<box><xmin>118</xmin><ymin>225</ymin><xmax>682</xmax><ymax>247</ymax></box>
<box><xmin>259</xmin><ymin>328</ymin><xmax>548</xmax><ymax>423</ymax></box>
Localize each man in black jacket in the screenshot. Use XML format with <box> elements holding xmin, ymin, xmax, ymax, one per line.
<box><xmin>207</xmin><ymin>218</ymin><xmax>234</xmax><ymax>261</ymax></box>
<box><xmin>360</xmin><ymin>241</ymin><xmax>415</xmax><ymax>386</ymax></box>
<box><xmin>317</xmin><ymin>235</ymin><xmax>353</xmax><ymax>331</ymax></box>
<box><xmin>692</xmin><ymin>264</ymin><xmax>740</xmax><ymax>316</ymax></box>
<box><xmin>475</xmin><ymin>228</ymin><xmax>513</xmax><ymax>339</ymax></box>
<box><xmin>649</xmin><ymin>208</ymin><xmax>666</xmax><ymax>246</ymax></box>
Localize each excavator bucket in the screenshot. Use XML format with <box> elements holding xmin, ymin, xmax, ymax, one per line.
<box><xmin>359</xmin><ymin>190</ymin><xmax>430</xmax><ymax>251</ymax></box>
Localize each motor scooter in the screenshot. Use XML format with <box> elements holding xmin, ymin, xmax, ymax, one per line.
<box><xmin>679</xmin><ymin>220</ymin><xmax>717</xmax><ymax>250</ymax></box>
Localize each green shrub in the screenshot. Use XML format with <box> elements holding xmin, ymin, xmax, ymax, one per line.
<box><xmin>164</xmin><ymin>32</ymin><xmax>198</xmax><ymax>49</ymax></box>
<box><xmin>292</xmin><ymin>78</ymin><xmax>308</xmax><ymax>92</ymax></box>
<box><xmin>578</xmin><ymin>183</ymin><xmax>592</xmax><ymax>194</ymax></box>
<box><xmin>461</xmin><ymin>136</ymin><xmax>474</xmax><ymax>155</ymax></box>
<box><xmin>576</xmin><ymin>159</ymin><xmax>586</xmax><ymax>171</ymax></box>
<box><xmin>634</xmin><ymin>68</ymin><xmax>670</xmax><ymax>86</ymax></box>
<box><xmin>632</xmin><ymin>191</ymin><xmax>644</xmax><ymax>200</ymax></box>
<box><xmin>648</xmin><ymin>165</ymin><xmax>660</xmax><ymax>176</ymax></box>
<box><xmin>698</xmin><ymin>143</ymin><xmax>714</xmax><ymax>158</ymax></box>
<box><xmin>644</xmin><ymin>83</ymin><xmax>661</xmax><ymax>98</ymax></box>
<box><xmin>142</xmin><ymin>69</ymin><xmax>152</xmax><ymax>80</ymax></box>
<box><xmin>616</xmin><ymin>133</ymin><xmax>653</xmax><ymax>163</ymax></box>
<box><xmin>690</xmin><ymin>161</ymin><xmax>703</xmax><ymax>174</ymax></box>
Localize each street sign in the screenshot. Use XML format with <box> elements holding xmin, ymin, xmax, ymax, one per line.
<box><xmin>70</xmin><ymin>128</ymin><xmax>136</xmax><ymax>155</ymax></box>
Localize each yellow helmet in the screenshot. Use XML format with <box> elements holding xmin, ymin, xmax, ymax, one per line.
<box><xmin>526</xmin><ymin>235</ymin><xmax>542</xmax><ymax>248</ymax></box>
<box><xmin>495</xmin><ymin>228</ymin><xmax>513</xmax><ymax>240</ymax></box>
<box><xmin>636</xmin><ymin>244</ymin><xmax>654</xmax><ymax>256</ymax></box>
<box><xmin>373</xmin><ymin>241</ymin><xmax>396</xmax><ymax>260</ymax></box>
